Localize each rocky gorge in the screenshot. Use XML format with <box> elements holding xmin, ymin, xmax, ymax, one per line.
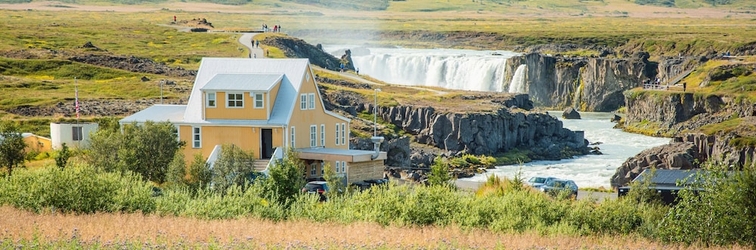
<box><xmin>502</xmin><ymin>52</ymin><xmax>705</xmax><ymax>112</ymax></box>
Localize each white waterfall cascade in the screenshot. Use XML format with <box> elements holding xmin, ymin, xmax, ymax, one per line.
<box><xmin>507</xmin><ymin>64</ymin><xmax>528</xmax><ymax>93</ymax></box>
<box><xmin>339</xmin><ymin>47</ymin><xmax>519</xmax><ymax>92</ymax></box>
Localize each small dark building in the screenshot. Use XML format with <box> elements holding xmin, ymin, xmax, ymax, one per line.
<box><xmin>618</xmin><ymin>169</ymin><xmax>705</xmax><ymax>205</ymax></box>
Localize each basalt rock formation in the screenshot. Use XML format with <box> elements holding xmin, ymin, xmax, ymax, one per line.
<box><xmin>262</xmin><ymin>36</ymin><xmax>353</xmax><ymax>72</ymax></box>
<box><xmin>623</xmin><ymin>92</ymin><xmax>756</xmax><ymax>135</ymax></box>
<box><xmin>611</xmin><ymin>130</ymin><xmax>756</xmax><ymax>188</ymax></box>
<box><xmin>503</xmin><ymin>53</ymin><xmax>709</xmax><ymax>112</ymax></box>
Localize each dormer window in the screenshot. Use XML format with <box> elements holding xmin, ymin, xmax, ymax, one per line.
<box><xmin>227</xmin><ymin>93</ymin><xmax>243</xmax><ymax>108</ymax></box>
<box><xmin>206</xmin><ymin>92</ymin><xmax>216</xmax><ymax>107</ymax></box>
<box><xmin>254</xmin><ymin>93</ymin><xmax>264</xmax><ymax>108</ymax></box>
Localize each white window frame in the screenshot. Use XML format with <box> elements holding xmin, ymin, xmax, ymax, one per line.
<box><xmin>310</xmin><ymin>162</ymin><xmax>317</xmax><ymax>177</ymax></box>
<box><xmin>335</xmin><ymin>161</ymin><xmax>341</xmax><ymax>174</ymax></box>
<box><xmin>192</xmin><ymin>127</ymin><xmax>201</xmax><ymax>148</ymax></box>
<box><xmin>206</xmin><ymin>92</ymin><xmax>216</xmax><ymax>108</ymax></box>
<box><xmin>340</xmin><ymin>123</ymin><xmax>346</xmax><ymax>145</ymax></box>
<box><xmin>342</xmin><ymin>162</ymin><xmax>347</xmax><ymax>173</ymax></box>
<box><xmin>309</xmin><ymin>125</ymin><xmax>317</xmax><ymax>148</ymax></box>
<box><xmin>321</xmin><ymin>162</ymin><xmax>325</xmax><ymax>175</ymax></box>
<box><xmin>72</xmin><ymin>126</ymin><xmax>83</xmax><ymax>141</ymax></box>
<box><xmin>226</xmin><ymin>92</ymin><xmax>244</xmax><ymax>108</ymax></box>
<box><xmin>300</xmin><ymin>94</ymin><xmax>307</xmax><ymax>110</ymax></box>
<box><xmin>254</xmin><ymin>93</ymin><xmax>264</xmax><ymax>108</ymax></box>
<box><xmin>290</xmin><ymin>126</ymin><xmax>295</xmax><ymax>148</ymax></box>
<box><xmin>305</xmin><ymin>72</ymin><xmax>310</xmax><ymax>81</ymax></box>
<box><xmin>320</xmin><ymin>124</ymin><xmax>325</xmax><ymax>147</ymax></box>
<box><xmin>308</xmin><ymin>93</ymin><xmax>315</xmax><ymax>110</ymax></box>
<box><xmin>335</xmin><ymin>123</ymin><xmax>340</xmax><ymax>145</ymax></box>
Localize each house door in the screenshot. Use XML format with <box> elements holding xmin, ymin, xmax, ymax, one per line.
<box><xmin>261</xmin><ymin>129</ymin><xmax>273</xmax><ymax>159</ymax></box>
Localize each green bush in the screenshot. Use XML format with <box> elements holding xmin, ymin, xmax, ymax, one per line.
<box><xmin>0</xmin><ymin>164</ymin><xmax>155</xmax><ymax>213</ymax></box>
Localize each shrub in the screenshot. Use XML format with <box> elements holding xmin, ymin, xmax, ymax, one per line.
<box><xmin>0</xmin><ymin>164</ymin><xmax>155</xmax><ymax>213</ymax></box>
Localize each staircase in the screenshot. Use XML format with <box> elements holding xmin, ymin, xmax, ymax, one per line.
<box><xmin>254</xmin><ymin>159</ymin><xmax>270</xmax><ymax>172</ymax></box>
<box><xmin>665</xmin><ymin>68</ymin><xmax>695</xmax><ymax>86</ymax></box>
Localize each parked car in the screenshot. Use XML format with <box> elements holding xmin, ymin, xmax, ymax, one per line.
<box><xmin>350</xmin><ymin>178</ymin><xmax>389</xmax><ymax>191</ymax></box>
<box><xmin>540</xmin><ymin>179</ymin><xmax>578</xmax><ymax>198</ymax></box>
<box><xmin>302</xmin><ymin>181</ymin><xmax>330</xmax><ymax>201</ymax></box>
<box><xmin>527</xmin><ymin>176</ymin><xmax>556</xmax><ymax>188</ymax></box>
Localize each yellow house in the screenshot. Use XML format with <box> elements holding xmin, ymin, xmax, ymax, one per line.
<box><xmin>121</xmin><ymin>58</ymin><xmax>386</xmax><ymax>183</ymax></box>
<box><xmin>22</xmin><ymin>133</ymin><xmax>52</xmax><ymax>153</ymax></box>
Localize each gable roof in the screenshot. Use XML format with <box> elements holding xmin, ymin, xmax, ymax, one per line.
<box><xmin>632</xmin><ymin>169</ymin><xmax>704</xmax><ymax>188</ymax></box>
<box><xmin>200</xmin><ymin>73</ymin><xmax>283</xmax><ymax>92</ymax></box>
<box><xmin>185</xmin><ymin>58</ymin><xmax>311</xmax><ymax>124</ymax></box>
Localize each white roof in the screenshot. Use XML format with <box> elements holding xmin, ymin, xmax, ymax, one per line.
<box><xmin>185</xmin><ymin>58</ymin><xmax>310</xmax><ymax>124</ymax></box>
<box><xmin>200</xmin><ymin>73</ymin><xmax>283</xmax><ymax>92</ymax></box>
<box><xmin>120</xmin><ymin>105</ymin><xmax>186</xmax><ymax>123</ymax></box>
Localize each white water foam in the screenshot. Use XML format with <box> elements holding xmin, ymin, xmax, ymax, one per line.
<box><xmin>462</xmin><ymin>112</ymin><xmax>671</xmax><ymax>189</ymax></box>
<box><xmin>327</xmin><ymin>46</ymin><xmax>519</xmax><ymax>91</ymax></box>
<box><xmin>507</xmin><ymin>64</ymin><xmax>527</xmax><ymax>93</ymax></box>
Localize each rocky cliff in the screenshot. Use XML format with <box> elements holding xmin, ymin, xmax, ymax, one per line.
<box><xmin>623</xmin><ymin>92</ymin><xmax>756</xmax><ymax>134</ymax></box>
<box><xmin>504</xmin><ymin>53</ymin><xmax>705</xmax><ymax>112</ymax></box>
<box><xmin>262</xmin><ymin>36</ymin><xmax>353</xmax><ymax>71</ymax></box>
<box><xmin>611</xmin><ymin>130</ymin><xmax>756</xmax><ymax>188</ymax></box>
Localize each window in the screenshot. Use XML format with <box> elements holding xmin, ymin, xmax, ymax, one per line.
<box><xmin>192</xmin><ymin>127</ymin><xmax>201</xmax><ymax>148</ymax></box>
<box><xmin>300</xmin><ymin>94</ymin><xmax>307</xmax><ymax>110</ymax></box>
<box><xmin>290</xmin><ymin>126</ymin><xmax>295</xmax><ymax>148</ymax></box>
<box><xmin>335</xmin><ymin>123</ymin><xmax>340</xmax><ymax>145</ymax></box>
<box><xmin>309</xmin><ymin>125</ymin><xmax>317</xmax><ymax>148</ymax></box>
<box><xmin>320</xmin><ymin>124</ymin><xmax>325</xmax><ymax>147</ymax></box>
<box><xmin>320</xmin><ymin>162</ymin><xmax>325</xmax><ymax>175</ymax></box>
<box><xmin>335</xmin><ymin>161</ymin><xmax>341</xmax><ymax>173</ymax></box>
<box><xmin>308</xmin><ymin>93</ymin><xmax>315</xmax><ymax>109</ymax></box>
<box><xmin>341</xmin><ymin>162</ymin><xmax>347</xmax><ymax>173</ymax></box>
<box><xmin>254</xmin><ymin>93</ymin><xmax>264</xmax><ymax>108</ymax></box>
<box><xmin>227</xmin><ymin>93</ymin><xmax>243</xmax><ymax>108</ymax></box>
<box><xmin>206</xmin><ymin>92</ymin><xmax>216</xmax><ymax>107</ymax></box>
<box><xmin>310</xmin><ymin>163</ymin><xmax>317</xmax><ymax>177</ymax></box>
<box><xmin>305</xmin><ymin>72</ymin><xmax>310</xmax><ymax>81</ymax></box>
<box><xmin>72</xmin><ymin>126</ymin><xmax>83</xmax><ymax>141</ymax></box>
<box><xmin>340</xmin><ymin>123</ymin><xmax>346</xmax><ymax>145</ymax></box>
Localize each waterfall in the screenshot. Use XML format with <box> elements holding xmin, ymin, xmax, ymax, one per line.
<box><xmin>573</xmin><ymin>72</ymin><xmax>583</xmax><ymax>109</ymax></box>
<box><xmin>507</xmin><ymin>64</ymin><xmax>527</xmax><ymax>93</ymax></box>
<box><xmin>342</xmin><ymin>47</ymin><xmax>518</xmax><ymax>92</ymax></box>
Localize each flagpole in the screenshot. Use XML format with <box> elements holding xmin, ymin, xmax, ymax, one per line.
<box><xmin>75</xmin><ymin>77</ymin><xmax>79</xmax><ymax>124</ymax></box>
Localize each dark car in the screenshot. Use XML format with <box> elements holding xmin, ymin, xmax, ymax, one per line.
<box><xmin>527</xmin><ymin>176</ymin><xmax>556</xmax><ymax>189</ymax></box>
<box><xmin>540</xmin><ymin>179</ymin><xmax>578</xmax><ymax>198</ymax></box>
<box><xmin>302</xmin><ymin>181</ymin><xmax>330</xmax><ymax>201</ymax></box>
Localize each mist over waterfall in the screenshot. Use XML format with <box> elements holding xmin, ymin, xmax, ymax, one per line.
<box><xmin>327</xmin><ymin>47</ymin><xmax>519</xmax><ymax>92</ymax></box>
<box><xmin>507</xmin><ymin>64</ymin><xmax>528</xmax><ymax>93</ymax></box>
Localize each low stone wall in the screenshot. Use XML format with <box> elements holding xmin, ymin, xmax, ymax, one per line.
<box><xmin>348</xmin><ymin>160</ymin><xmax>384</xmax><ymax>183</ymax></box>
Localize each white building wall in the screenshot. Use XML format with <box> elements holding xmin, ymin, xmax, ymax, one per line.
<box><xmin>50</xmin><ymin>123</ymin><xmax>99</xmax><ymax>149</ymax></box>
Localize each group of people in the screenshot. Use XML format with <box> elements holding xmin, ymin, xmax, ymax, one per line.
<box><xmin>262</xmin><ymin>24</ymin><xmax>282</xmax><ymax>33</ymax></box>
<box><xmin>642</xmin><ymin>77</ymin><xmax>687</xmax><ymax>92</ymax></box>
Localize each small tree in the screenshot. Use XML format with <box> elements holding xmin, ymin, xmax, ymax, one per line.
<box><xmin>166</xmin><ymin>152</ymin><xmax>188</xmax><ymax>188</ymax></box>
<box><xmin>0</xmin><ymin>122</ymin><xmax>26</xmax><ymax>176</ymax></box>
<box><xmin>55</xmin><ymin>143</ymin><xmax>72</xmax><ymax>169</ymax></box>
<box><xmin>323</xmin><ymin>163</ymin><xmax>346</xmax><ymax>197</ymax></box>
<box><xmin>187</xmin><ymin>153</ymin><xmax>212</xmax><ymax>192</ymax></box>
<box><xmin>428</xmin><ymin>156</ymin><xmax>453</xmax><ymax>187</ymax></box>
<box><xmin>85</xmin><ymin>121</ymin><xmax>184</xmax><ymax>183</ymax></box>
<box><xmin>211</xmin><ymin>144</ymin><xmax>256</xmax><ymax>193</ymax></box>
<box><xmin>262</xmin><ymin>148</ymin><xmax>305</xmax><ymax>207</ymax></box>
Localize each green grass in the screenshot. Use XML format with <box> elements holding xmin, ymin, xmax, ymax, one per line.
<box><xmin>700</xmin><ymin>117</ymin><xmax>744</xmax><ymax>135</ymax></box>
<box><xmin>494</xmin><ymin>148</ymin><xmax>533</xmax><ymax>165</ymax></box>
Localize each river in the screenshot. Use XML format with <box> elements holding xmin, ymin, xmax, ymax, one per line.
<box><xmin>462</xmin><ymin>112</ymin><xmax>670</xmax><ymax>189</ymax></box>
